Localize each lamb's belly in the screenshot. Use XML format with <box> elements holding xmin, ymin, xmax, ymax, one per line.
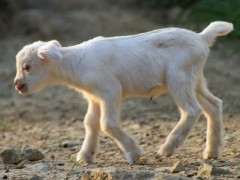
<box><xmin>122</xmin><ymin>83</ymin><xmax>168</xmax><ymax>98</ymax></box>
<box><xmin>148</xmin><ymin>85</ymin><xmax>168</xmax><ymax>97</ymax></box>
<box><xmin>119</xmin><ymin>68</ymin><xmax>166</xmax><ymax>98</ymax></box>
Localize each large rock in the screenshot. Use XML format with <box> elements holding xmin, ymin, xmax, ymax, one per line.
<box><xmin>170</xmin><ymin>161</ymin><xmax>185</xmax><ymax>173</ymax></box>
<box><xmin>0</xmin><ymin>148</ymin><xmax>23</xmax><ymax>164</ymax></box>
<box><xmin>81</xmin><ymin>170</ymin><xmax>112</xmax><ymax>180</ymax></box>
<box><xmin>0</xmin><ymin>147</ymin><xmax>44</xmax><ymax>164</ymax></box>
<box><xmin>198</xmin><ymin>163</ymin><xmax>231</xmax><ymax>177</ymax></box>
<box><xmin>22</xmin><ymin>148</ymin><xmax>45</xmax><ymax>161</ymax></box>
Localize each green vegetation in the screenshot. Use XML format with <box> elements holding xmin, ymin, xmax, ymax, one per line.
<box><xmin>0</xmin><ymin>123</ymin><xmax>12</xmax><ymax>131</ymax></box>
<box><xmin>138</xmin><ymin>0</ymin><xmax>240</xmax><ymax>39</ymax></box>
<box><xmin>186</xmin><ymin>0</ymin><xmax>240</xmax><ymax>38</ymax></box>
<box><xmin>66</xmin><ymin>155</ymin><xmax>82</xmax><ymax>178</ymax></box>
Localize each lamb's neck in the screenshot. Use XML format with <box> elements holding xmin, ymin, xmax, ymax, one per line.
<box><xmin>52</xmin><ymin>46</ymin><xmax>84</xmax><ymax>89</ymax></box>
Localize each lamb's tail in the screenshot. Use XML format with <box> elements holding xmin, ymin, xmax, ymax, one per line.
<box><xmin>199</xmin><ymin>21</ymin><xmax>233</xmax><ymax>47</ymax></box>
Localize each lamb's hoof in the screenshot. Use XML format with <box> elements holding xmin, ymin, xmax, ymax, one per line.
<box><xmin>203</xmin><ymin>148</ymin><xmax>220</xmax><ymax>160</ymax></box>
<box><xmin>125</xmin><ymin>147</ymin><xmax>143</xmax><ymax>164</ymax></box>
<box><xmin>76</xmin><ymin>150</ymin><xmax>95</xmax><ymax>163</ymax></box>
<box><xmin>158</xmin><ymin>144</ymin><xmax>175</xmax><ymax>157</ymax></box>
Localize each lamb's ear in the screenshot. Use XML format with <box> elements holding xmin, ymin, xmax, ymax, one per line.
<box><xmin>37</xmin><ymin>42</ymin><xmax>62</xmax><ymax>62</ymax></box>
<box><xmin>49</xmin><ymin>40</ymin><xmax>62</xmax><ymax>47</ymax></box>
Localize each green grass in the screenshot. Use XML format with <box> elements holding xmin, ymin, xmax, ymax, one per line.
<box><xmin>185</xmin><ymin>0</ymin><xmax>240</xmax><ymax>38</ymax></box>
<box><xmin>137</xmin><ymin>0</ymin><xmax>240</xmax><ymax>39</ymax></box>
<box><xmin>0</xmin><ymin>123</ymin><xmax>12</xmax><ymax>131</ymax></box>
<box><xmin>65</xmin><ymin>155</ymin><xmax>82</xmax><ymax>178</ymax></box>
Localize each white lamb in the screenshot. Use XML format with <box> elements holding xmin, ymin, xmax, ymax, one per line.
<box><xmin>14</xmin><ymin>21</ymin><xmax>233</xmax><ymax>164</ymax></box>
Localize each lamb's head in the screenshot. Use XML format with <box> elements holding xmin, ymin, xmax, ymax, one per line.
<box><xmin>14</xmin><ymin>40</ymin><xmax>62</xmax><ymax>94</ymax></box>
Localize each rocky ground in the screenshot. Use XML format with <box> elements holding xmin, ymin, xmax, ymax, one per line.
<box><xmin>0</xmin><ymin>0</ymin><xmax>240</xmax><ymax>179</ymax></box>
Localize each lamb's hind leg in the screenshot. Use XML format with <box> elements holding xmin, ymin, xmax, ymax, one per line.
<box><xmin>158</xmin><ymin>76</ymin><xmax>202</xmax><ymax>157</ymax></box>
<box><xmin>196</xmin><ymin>78</ymin><xmax>223</xmax><ymax>159</ymax></box>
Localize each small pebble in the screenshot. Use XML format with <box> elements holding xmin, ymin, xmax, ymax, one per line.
<box><xmin>3</xmin><ymin>175</ymin><xmax>8</xmax><ymax>179</ymax></box>
<box><xmin>22</xmin><ymin>148</ymin><xmax>45</xmax><ymax>161</ymax></box>
<box><xmin>158</xmin><ymin>134</ymin><xmax>165</xmax><ymax>138</ymax></box>
<box><xmin>0</xmin><ymin>149</ymin><xmax>23</xmax><ymax>164</ymax></box>
<box><xmin>63</xmin><ymin>143</ymin><xmax>69</xmax><ymax>148</ymax></box>
<box><xmin>186</xmin><ymin>172</ymin><xmax>195</xmax><ymax>177</ymax></box>
<box><xmin>58</xmin><ymin>162</ymin><xmax>64</xmax><ymax>166</ymax></box>
<box><xmin>51</xmin><ymin>155</ymin><xmax>55</xmax><ymax>159</ymax></box>
<box><xmin>30</xmin><ymin>175</ymin><xmax>42</xmax><ymax>180</ymax></box>
<box><xmin>198</xmin><ymin>163</ymin><xmax>231</xmax><ymax>177</ymax></box>
<box><xmin>170</xmin><ymin>161</ymin><xmax>185</xmax><ymax>173</ymax></box>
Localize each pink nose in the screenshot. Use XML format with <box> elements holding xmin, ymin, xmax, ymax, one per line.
<box><xmin>14</xmin><ymin>79</ymin><xmax>26</xmax><ymax>91</ymax></box>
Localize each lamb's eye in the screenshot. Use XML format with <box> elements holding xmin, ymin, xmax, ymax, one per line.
<box><xmin>23</xmin><ymin>64</ymin><xmax>30</xmax><ymax>72</ymax></box>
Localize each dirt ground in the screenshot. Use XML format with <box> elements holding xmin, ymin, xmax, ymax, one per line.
<box><xmin>0</xmin><ymin>1</ymin><xmax>240</xmax><ymax>179</ymax></box>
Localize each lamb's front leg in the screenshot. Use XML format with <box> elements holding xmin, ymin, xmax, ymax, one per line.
<box><xmin>100</xmin><ymin>96</ymin><xmax>142</xmax><ymax>164</ymax></box>
<box><xmin>77</xmin><ymin>100</ymin><xmax>100</xmax><ymax>163</ymax></box>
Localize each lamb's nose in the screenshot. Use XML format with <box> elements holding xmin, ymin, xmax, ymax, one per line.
<box><xmin>14</xmin><ymin>79</ymin><xmax>26</xmax><ymax>91</ymax></box>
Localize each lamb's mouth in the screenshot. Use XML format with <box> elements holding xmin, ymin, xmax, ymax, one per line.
<box><xmin>16</xmin><ymin>84</ymin><xmax>28</xmax><ymax>94</ymax></box>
